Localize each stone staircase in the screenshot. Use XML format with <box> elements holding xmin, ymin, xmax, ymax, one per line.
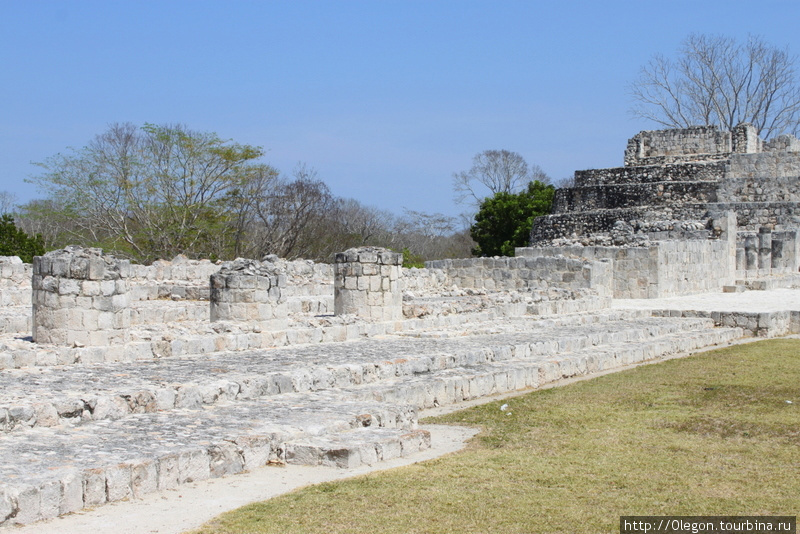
<box><xmin>0</xmin><ymin>309</ymin><xmax>743</xmax><ymax>526</ymax></box>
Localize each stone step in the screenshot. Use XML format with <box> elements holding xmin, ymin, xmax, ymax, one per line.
<box><xmin>0</xmin><ymin>393</ymin><xmax>423</xmax><ymax>526</ymax></box>
<box><xmin>0</xmin><ymin>314</ymin><xmax>723</xmax><ymax>433</ymax></box>
<box><xmin>0</xmin><ymin>309</ymin><xmax>502</xmax><ymax>370</ymax></box>
<box><xmin>0</xmin><ymin>312</ymin><xmax>744</xmax><ymax>527</ymax></box>
<box><xmin>342</xmin><ymin>326</ymin><xmax>744</xmax><ymax>410</ymax></box>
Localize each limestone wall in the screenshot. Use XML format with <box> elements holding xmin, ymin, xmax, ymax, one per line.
<box><xmin>518</xmin><ymin>238</ymin><xmax>734</xmax><ymax>299</ymax></box>
<box><xmin>0</xmin><ymin>256</ymin><xmax>31</xmax><ymax>306</ymax></box>
<box><xmin>553</xmin><ymin>181</ymin><xmax>718</xmax><ymax>213</ymax></box>
<box><xmin>720</xmin><ymin>152</ymin><xmax>800</xmax><ymax>203</ymax></box>
<box><xmin>623</xmin><ymin>124</ymin><xmax>760</xmax><ymax>166</ymax></box>
<box><xmin>707</xmin><ymin>201</ymin><xmax>800</xmax><ymax>231</ymax></box>
<box><xmin>424</xmin><ymin>256</ymin><xmax>613</xmax><ymax>297</ymax></box>
<box><xmin>574</xmin><ymin>162</ymin><xmax>725</xmax><ymax>187</ymax></box>
<box><xmin>32</xmin><ymin>247</ymin><xmax>131</xmax><ymax>346</ymax></box>
<box><xmin>530</xmin><ymin>205</ymin><xmax>710</xmax><ymax>244</ymax></box>
<box><xmin>334</xmin><ymin>247</ymin><xmax>403</xmax><ymax>321</ymax></box>
<box><xmin>624</xmin><ymin>126</ymin><xmax>733</xmax><ymax>166</ymax></box>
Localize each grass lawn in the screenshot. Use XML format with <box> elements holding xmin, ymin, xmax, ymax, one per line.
<box><xmin>190</xmin><ymin>339</ymin><xmax>800</xmax><ymax>534</ymax></box>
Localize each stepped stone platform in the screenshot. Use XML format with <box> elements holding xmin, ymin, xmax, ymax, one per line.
<box><xmin>0</xmin><ymin>299</ymin><xmax>751</xmax><ymax>527</ymax></box>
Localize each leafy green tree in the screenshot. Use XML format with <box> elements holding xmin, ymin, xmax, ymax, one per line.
<box><xmin>470</xmin><ymin>180</ymin><xmax>555</xmax><ymax>257</ymax></box>
<box><xmin>0</xmin><ymin>215</ymin><xmax>45</xmax><ymax>263</ymax></box>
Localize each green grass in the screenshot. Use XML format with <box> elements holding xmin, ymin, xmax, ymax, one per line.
<box><xmin>191</xmin><ymin>339</ymin><xmax>800</xmax><ymax>534</ymax></box>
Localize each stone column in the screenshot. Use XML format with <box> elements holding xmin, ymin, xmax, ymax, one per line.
<box><xmin>209</xmin><ymin>258</ymin><xmax>288</xmax><ymax>329</ymax></box>
<box><xmin>32</xmin><ymin>246</ymin><xmax>131</xmax><ymax>346</ymax></box>
<box><xmin>334</xmin><ymin>247</ymin><xmax>402</xmax><ymax>321</ymax></box>
<box><xmin>758</xmin><ymin>227</ymin><xmax>772</xmax><ymax>271</ymax></box>
<box><xmin>744</xmin><ymin>234</ymin><xmax>758</xmax><ymax>272</ymax></box>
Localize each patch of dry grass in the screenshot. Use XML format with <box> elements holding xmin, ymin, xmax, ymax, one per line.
<box><xmin>191</xmin><ymin>339</ymin><xmax>800</xmax><ymax>534</ymax></box>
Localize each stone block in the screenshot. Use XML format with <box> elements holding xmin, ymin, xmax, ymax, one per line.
<box><xmin>178</xmin><ymin>449</ymin><xmax>210</xmax><ymax>483</ymax></box>
<box><xmin>157</xmin><ymin>455</ymin><xmax>180</xmax><ymax>491</ymax></box>
<box><xmin>104</xmin><ymin>464</ymin><xmax>132</xmax><ymax>502</ymax></box>
<box><xmin>82</xmin><ymin>469</ymin><xmax>107</xmax><ymax>507</ymax></box>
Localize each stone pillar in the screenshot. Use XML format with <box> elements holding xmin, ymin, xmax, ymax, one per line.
<box><xmin>735</xmin><ymin>242</ymin><xmax>746</xmax><ymax>272</ymax></box>
<box><xmin>712</xmin><ymin>211</ymin><xmax>737</xmax><ymax>284</ymax></box>
<box><xmin>209</xmin><ymin>258</ymin><xmax>288</xmax><ymax>329</ymax></box>
<box><xmin>772</xmin><ymin>230</ymin><xmax>798</xmax><ymax>272</ymax></box>
<box><xmin>758</xmin><ymin>227</ymin><xmax>772</xmax><ymax>271</ymax></box>
<box><xmin>744</xmin><ymin>234</ymin><xmax>758</xmax><ymax>272</ymax></box>
<box><xmin>32</xmin><ymin>246</ymin><xmax>130</xmax><ymax>346</ymax></box>
<box><xmin>334</xmin><ymin>247</ymin><xmax>402</xmax><ymax>321</ymax></box>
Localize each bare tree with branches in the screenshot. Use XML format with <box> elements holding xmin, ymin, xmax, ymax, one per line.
<box><xmin>630</xmin><ymin>34</ymin><xmax>800</xmax><ymax>138</ymax></box>
<box><xmin>453</xmin><ymin>150</ymin><xmax>550</xmax><ymax>208</ymax></box>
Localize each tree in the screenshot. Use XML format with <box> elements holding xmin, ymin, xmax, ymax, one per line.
<box><xmin>630</xmin><ymin>34</ymin><xmax>800</xmax><ymax>138</ymax></box>
<box><xmin>453</xmin><ymin>150</ymin><xmax>550</xmax><ymax>208</ymax></box>
<box><xmin>470</xmin><ymin>180</ymin><xmax>555</xmax><ymax>257</ymax></box>
<box><xmin>28</xmin><ymin>123</ymin><xmax>278</xmax><ymax>262</ymax></box>
<box><xmin>0</xmin><ymin>215</ymin><xmax>45</xmax><ymax>263</ymax></box>
<box><xmin>0</xmin><ymin>191</ymin><xmax>17</xmax><ymax>216</ymax></box>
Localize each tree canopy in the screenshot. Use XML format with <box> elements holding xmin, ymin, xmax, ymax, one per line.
<box><xmin>470</xmin><ymin>180</ymin><xmax>555</xmax><ymax>257</ymax></box>
<box><xmin>21</xmin><ymin>123</ymin><xmax>476</xmax><ymax>264</ymax></box>
<box><xmin>630</xmin><ymin>34</ymin><xmax>800</xmax><ymax>138</ymax></box>
<box><xmin>28</xmin><ymin>123</ymin><xmax>276</xmax><ymax>262</ymax></box>
<box><xmin>0</xmin><ymin>215</ymin><xmax>44</xmax><ymax>263</ymax></box>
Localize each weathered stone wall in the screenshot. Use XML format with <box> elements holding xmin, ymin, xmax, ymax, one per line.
<box><xmin>401</xmin><ymin>267</ymin><xmax>449</xmax><ymax>294</ymax></box>
<box><xmin>0</xmin><ymin>256</ymin><xmax>31</xmax><ymax>306</ymax></box>
<box><xmin>656</xmin><ymin>239</ymin><xmax>734</xmax><ymax>296</ymax></box>
<box><xmin>707</xmin><ymin>202</ymin><xmax>800</xmax><ymax>231</ymax></box>
<box><xmin>128</xmin><ymin>256</ymin><xmax>220</xmax><ymax>301</ymax></box>
<box><xmin>209</xmin><ymin>259</ymin><xmax>288</xmax><ymax>329</ymax></box>
<box><xmin>425</xmin><ymin>256</ymin><xmax>613</xmax><ymax>297</ymax></box>
<box><xmin>531</xmin><ymin>205</ymin><xmax>710</xmax><ymax>244</ymax></box>
<box><xmin>624</xmin><ymin>124</ymin><xmax>760</xmax><ymax>166</ymax></box>
<box><xmin>720</xmin><ymin>153</ymin><xmax>800</xmax><ymax>202</ymax></box>
<box><xmin>553</xmin><ymin>181</ymin><xmax>718</xmax><ymax>213</ymax></box>
<box><xmin>518</xmin><ymin>237</ymin><xmax>734</xmax><ymax>299</ymax></box>
<box><xmin>32</xmin><ymin>247</ymin><xmax>131</xmax><ymax>346</ymax></box>
<box><xmin>574</xmin><ymin>162</ymin><xmax>725</xmax><ymax>187</ymax></box>
<box><xmin>624</xmin><ymin>126</ymin><xmax>733</xmax><ymax>166</ymax></box>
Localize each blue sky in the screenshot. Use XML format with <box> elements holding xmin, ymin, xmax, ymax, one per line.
<box><xmin>2</xmin><ymin>0</ymin><xmax>800</xmax><ymax>220</ymax></box>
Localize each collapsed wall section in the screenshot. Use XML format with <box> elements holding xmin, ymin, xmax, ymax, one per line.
<box><xmin>209</xmin><ymin>258</ymin><xmax>288</xmax><ymax>329</ymax></box>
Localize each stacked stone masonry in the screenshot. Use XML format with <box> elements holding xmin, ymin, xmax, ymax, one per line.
<box><xmin>425</xmin><ymin>256</ymin><xmax>612</xmax><ymax>298</ymax></box>
<box><xmin>209</xmin><ymin>258</ymin><xmax>288</xmax><ymax>330</ymax></box>
<box><xmin>531</xmin><ymin>124</ymin><xmax>800</xmax><ymax>286</ymax></box>
<box><xmin>534</xmin><ymin>124</ymin><xmax>800</xmax><ymax>244</ymax></box>
<box><xmin>334</xmin><ymin>247</ymin><xmax>403</xmax><ymax>321</ymax></box>
<box><xmin>32</xmin><ymin>247</ymin><xmax>131</xmax><ymax>346</ymax></box>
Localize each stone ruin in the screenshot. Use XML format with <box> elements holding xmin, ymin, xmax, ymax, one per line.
<box><xmin>1</xmin><ymin>125</ymin><xmax>800</xmax><ymax>526</ymax></box>
<box><xmin>528</xmin><ymin>124</ymin><xmax>800</xmax><ymax>296</ymax></box>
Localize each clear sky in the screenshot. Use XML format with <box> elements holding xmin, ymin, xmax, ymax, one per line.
<box><xmin>2</xmin><ymin>0</ymin><xmax>800</xmax><ymax>220</ymax></box>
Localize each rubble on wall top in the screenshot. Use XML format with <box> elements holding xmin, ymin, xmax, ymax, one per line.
<box><xmin>217</xmin><ymin>257</ymin><xmax>284</xmax><ymax>277</ymax></box>
<box><xmin>36</xmin><ymin>246</ymin><xmax>130</xmax><ymax>280</ymax></box>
